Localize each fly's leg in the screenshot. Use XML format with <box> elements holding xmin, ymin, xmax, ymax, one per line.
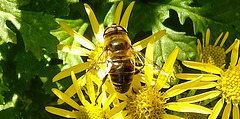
<box><xmin>95</xmin><ymin>74</ymin><xmax>108</xmax><ymax>104</ymax></box>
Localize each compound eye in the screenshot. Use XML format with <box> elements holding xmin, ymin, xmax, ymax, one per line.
<box><xmin>104</xmin><ymin>27</ymin><xmax>115</xmax><ymax>36</ymax></box>
<box><xmin>116</xmin><ymin>26</ymin><xmax>127</xmax><ymax>32</ymax></box>
<box><xmin>104</xmin><ymin>25</ymin><xmax>127</xmax><ymax>37</ymax></box>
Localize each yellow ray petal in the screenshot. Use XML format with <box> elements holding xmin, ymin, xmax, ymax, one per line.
<box><xmin>230</xmin><ymin>39</ymin><xmax>239</xmax><ymax>66</ymax></box>
<box><xmin>156</xmin><ymin>48</ymin><xmax>179</xmax><ymax>90</ymax></box>
<box><xmin>213</xmin><ymin>32</ymin><xmax>223</xmax><ymax>46</ymax></box>
<box><xmin>103</xmin><ymin>81</ymin><xmax>119</xmax><ymax>97</ymax></box>
<box><xmin>233</xmin><ymin>103</ymin><xmax>239</xmax><ymax>119</ymax></box>
<box><xmin>178</xmin><ymin>90</ymin><xmax>221</xmax><ymax>103</ymax></box>
<box><xmin>85</xmin><ymin>72</ymin><xmax>95</xmax><ymax>105</ymax></box>
<box><xmin>91</xmin><ymin>75</ymin><xmax>102</xmax><ymax>86</ymax></box>
<box><xmin>208</xmin><ymin>98</ymin><xmax>224</xmax><ymax>119</ymax></box>
<box><xmin>52</xmin><ymin>62</ymin><xmax>91</xmax><ymax>82</ymax></box>
<box><xmin>155</xmin><ymin>70</ymin><xmax>169</xmax><ymax>91</ymax></box>
<box><xmin>161</xmin><ymin>113</ymin><xmax>183</xmax><ymax>119</ymax></box>
<box><xmin>199</xmin><ymin>53</ymin><xmax>203</xmax><ymax>62</ymax></box>
<box><xmin>115</xmin><ymin>94</ymin><xmax>127</xmax><ymax>102</ymax></box>
<box><xmin>182</xmin><ymin>61</ymin><xmax>222</xmax><ymax>74</ymax></box>
<box><xmin>163</xmin><ymin>82</ymin><xmax>171</xmax><ymax>88</ymax></box>
<box><xmin>57</xmin><ymin>44</ymin><xmax>90</xmax><ymax>56</ymax></box>
<box><xmin>163</xmin><ymin>75</ymin><xmax>201</xmax><ymax>98</ymax></box>
<box><xmin>164</xmin><ymin>87</ymin><xmax>188</xmax><ymax>99</ymax></box>
<box><xmin>99</xmin><ymin>91</ymin><xmax>107</xmax><ymax>108</ymax></box>
<box><xmin>189</xmin><ymin>82</ymin><xmax>217</xmax><ymax>89</ymax></box>
<box><xmin>145</xmin><ymin>36</ymin><xmax>154</xmax><ymax>61</ymax></box>
<box><xmin>58</xmin><ymin>75</ymin><xmax>86</xmax><ymax>104</ymax></box>
<box><xmin>144</xmin><ymin>40</ymin><xmax>154</xmax><ymax>85</ymax></box>
<box><xmin>119</xmin><ymin>1</ymin><xmax>135</xmax><ymax>29</ymax></box>
<box><xmin>59</xmin><ymin>22</ymin><xmax>95</xmax><ymax>50</ymax></box>
<box><xmin>205</xmin><ymin>28</ymin><xmax>210</xmax><ymax>46</ymax></box>
<box><xmin>225</xmin><ymin>38</ymin><xmax>238</xmax><ymax>54</ymax></box>
<box><xmin>110</xmin><ymin>112</ymin><xmax>125</xmax><ymax>119</ymax></box>
<box><xmin>175</xmin><ymin>73</ymin><xmax>219</xmax><ymax>81</ymax></box>
<box><xmin>103</xmin><ymin>93</ymin><xmax>116</xmax><ymax>111</ymax></box>
<box><xmin>220</xmin><ymin>31</ymin><xmax>229</xmax><ymax>47</ymax></box>
<box><xmin>197</xmin><ymin>39</ymin><xmax>202</xmax><ymax>60</ymax></box>
<box><xmin>110</xmin><ymin>110</ymin><xmax>128</xmax><ymax>119</ymax></box>
<box><xmin>45</xmin><ymin>106</ymin><xmax>77</xmax><ymax>118</ymax></box>
<box><xmin>84</xmin><ymin>3</ymin><xmax>100</xmax><ymax>37</ymax></box>
<box><xmin>162</xmin><ymin>48</ymin><xmax>179</xmax><ymax>75</ymax></box>
<box><xmin>165</xmin><ymin>102</ymin><xmax>212</xmax><ymax>114</ymax></box>
<box><xmin>133</xmin><ymin>30</ymin><xmax>166</xmax><ymax>51</ymax></box>
<box><xmin>52</xmin><ymin>88</ymin><xmax>81</xmax><ymax>110</ymax></box>
<box><xmin>222</xmin><ymin>102</ymin><xmax>231</xmax><ymax>119</ymax></box>
<box><xmin>144</xmin><ymin>63</ymin><xmax>153</xmax><ymax>86</ymax></box>
<box><xmin>113</xmin><ymin>1</ymin><xmax>123</xmax><ymax>25</ymax></box>
<box><xmin>71</xmin><ymin>72</ymin><xmax>89</xmax><ymax>106</ymax></box>
<box><xmin>132</xmin><ymin>74</ymin><xmax>142</xmax><ymax>91</ymax></box>
<box><xmin>106</xmin><ymin>101</ymin><xmax>127</xmax><ymax>118</ymax></box>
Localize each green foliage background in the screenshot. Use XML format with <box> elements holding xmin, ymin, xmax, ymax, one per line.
<box><xmin>0</xmin><ymin>0</ymin><xmax>239</xmax><ymax>118</ymax></box>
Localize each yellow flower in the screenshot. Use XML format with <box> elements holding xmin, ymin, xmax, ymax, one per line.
<box><xmin>197</xmin><ymin>28</ymin><xmax>238</xmax><ymax>69</ymax></box>
<box><xmin>52</xmin><ymin>1</ymin><xmax>166</xmax><ymax>104</ymax></box>
<box><xmin>111</xmin><ymin>48</ymin><xmax>212</xmax><ymax>119</ymax></box>
<box><xmin>176</xmin><ymin>39</ymin><xmax>240</xmax><ymax>119</ymax></box>
<box><xmin>46</xmin><ymin>72</ymin><xmax>119</xmax><ymax>118</ymax></box>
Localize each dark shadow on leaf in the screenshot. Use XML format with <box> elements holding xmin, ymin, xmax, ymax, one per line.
<box><xmin>163</xmin><ymin>9</ymin><xmax>194</xmax><ymax>36</ymax></box>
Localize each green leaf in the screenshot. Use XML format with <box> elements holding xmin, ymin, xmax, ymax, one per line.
<box><xmin>154</xmin><ymin>30</ymin><xmax>197</xmax><ymax>65</ymax></box>
<box><xmin>14</xmin><ymin>50</ymin><xmax>47</xmax><ymax>83</ymax></box>
<box><xmin>51</xmin><ymin>18</ymin><xmax>88</xmax><ymax>70</ymax></box>
<box><xmin>0</xmin><ymin>82</ymin><xmax>10</xmax><ymax>104</ymax></box>
<box><xmin>126</xmin><ymin>0</ymin><xmax>240</xmax><ymax>64</ymax></box>
<box><xmin>0</xmin><ymin>83</ymin><xmax>9</xmax><ymax>92</ymax></box>
<box><xmin>0</xmin><ymin>108</ymin><xmax>21</xmax><ymax>119</ymax></box>
<box><xmin>125</xmin><ymin>1</ymin><xmax>197</xmax><ymax>63</ymax></box>
<box><xmin>20</xmin><ymin>0</ymin><xmax>70</xmax><ymax>17</ymax></box>
<box><xmin>0</xmin><ymin>0</ymin><xmax>59</xmax><ymax>59</ymax></box>
<box><xmin>67</xmin><ymin>0</ymin><xmax>79</xmax><ymax>3</ymax></box>
<box><xmin>40</xmin><ymin>65</ymin><xmax>69</xmax><ymax>94</ymax></box>
<box><xmin>165</xmin><ymin>0</ymin><xmax>240</xmax><ymax>46</ymax></box>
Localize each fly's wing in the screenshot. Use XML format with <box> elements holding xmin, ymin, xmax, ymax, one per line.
<box><xmin>57</xmin><ymin>49</ymin><xmax>114</xmax><ymax>105</ymax></box>
<box><xmin>84</xmin><ymin>49</ymin><xmax>112</xmax><ymax>86</ymax></box>
<box><xmin>131</xmin><ymin>49</ymin><xmax>171</xmax><ymax>87</ymax></box>
<box><xmin>56</xmin><ymin>49</ymin><xmax>112</xmax><ymax>105</ymax></box>
<box><xmin>82</xmin><ymin>49</ymin><xmax>113</xmax><ymax>103</ymax></box>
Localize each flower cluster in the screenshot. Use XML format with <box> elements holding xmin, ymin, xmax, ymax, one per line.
<box><xmin>45</xmin><ymin>1</ymin><xmax>240</xmax><ymax>119</ymax></box>
<box><xmin>177</xmin><ymin>39</ymin><xmax>240</xmax><ymax>119</ymax></box>
<box><xmin>197</xmin><ymin>29</ymin><xmax>238</xmax><ymax>69</ymax></box>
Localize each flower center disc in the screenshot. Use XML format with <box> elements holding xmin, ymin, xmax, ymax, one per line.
<box><xmin>75</xmin><ymin>105</ymin><xmax>105</xmax><ymax>119</ymax></box>
<box><xmin>202</xmin><ymin>45</ymin><xmax>226</xmax><ymax>68</ymax></box>
<box><xmin>126</xmin><ymin>86</ymin><xmax>166</xmax><ymax>118</ymax></box>
<box><xmin>218</xmin><ymin>65</ymin><xmax>240</xmax><ymax>102</ymax></box>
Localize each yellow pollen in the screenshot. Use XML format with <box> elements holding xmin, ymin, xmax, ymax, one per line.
<box><xmin>126</xmin><ymin>86</ymin><xmax>166</xmax><ymax>119</ymax></box>
<box><xmin>75</xmin><ymin>105</ymin><xmax>105</xmax><ymax>119</ymax></box>
<box><xmin>218</xmin><ymin>65</ymin><xmax>240</xmax><ymax>102</ymax></box>
<box><xmin>88</xmin><ymin>47</ymin><xmax>103</xmax><ymax>61</ymax></box>
<box><xmin>202</xmin><ymin>45</ymin><xmax>226</xmax><ymax>68</ymax></box>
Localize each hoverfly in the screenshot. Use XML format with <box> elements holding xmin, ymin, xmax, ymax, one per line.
<box><xmin>85</xmin><ymin>24</ymin><xmax>164</xmax><ymax>99</ymax></box>
<box><xmin>54</xmin><ymin>2</ymin><xmax>168</xmax><ymax>103</ymax></box>
<box><xmin>101</xmin><ymin>24</ymin><xmax>142</xmax><ymax>93</ymax></box>
<box><xmin>81</xmin><ymin>2</ymin><xmax>167</xmax><ymax>97</ymax></box>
